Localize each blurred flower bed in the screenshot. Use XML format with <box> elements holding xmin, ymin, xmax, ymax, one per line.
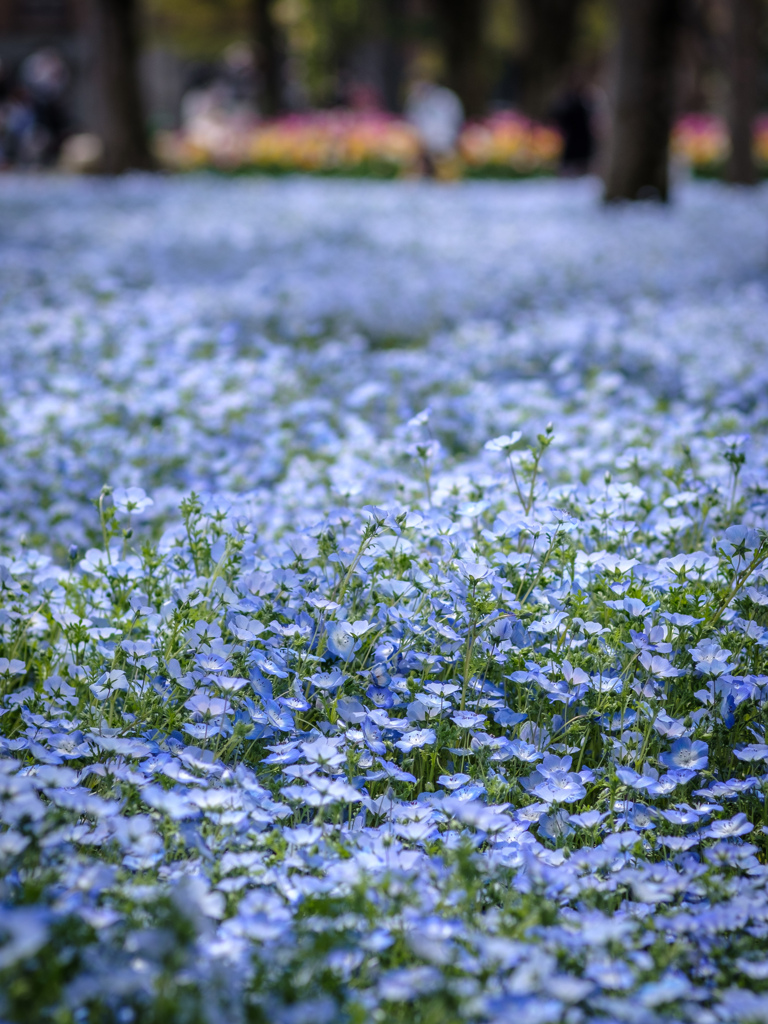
<box><xmin>156</xmin><ymin>109</ymin><xmax>564</xmax><ymax>178</ymax></box>
<box><xmin>459</xmin><ymin>112</ymin><xmax>563</xmax><ymax>178</ymax></box>
<box><xmin>157</xmin><ymin>109</ymin><xmax>768</xmax><ymax>180</ymax></box>
<box><xmin>672</xmin><ymin>113</ymin><xmax>768</xmax><ymax>177</ymax></box>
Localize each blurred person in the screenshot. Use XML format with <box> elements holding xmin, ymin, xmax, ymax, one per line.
<box><xmin>0</xmin><ymin>59</ymin><xmax>8</xmax><ymax>108</ymax></box>
<box><xmin>405</xmin><ymin>77</ymin><xmax>464</xmax><ymax>177</ymax></box>
<box><xmin>221</xmin><ymin>43</ymin><xmax>257</xmax><ymax>113</ymax></box>
<box><xmin>551</xmin><ymin>76</ymin><xmax>595</xmax><ymax>176</ymax></box>
<box><xmin>0</xmin><ymin>76</ymin><xmax>36</xmax><ymax>167</ymax></box>
<box><xmin>20</xmin><ymin>48</ymin><xmax>70</xmax><ymax>165</ymax></box>
<box><xmin>0</xmin><ymin>60</ymin><xmax>9</xmax><ymax>166</ymax></box>
<box><xmin>181</xmin><ymin>50</ymin><xmax>257</xmax><ymax>137</ymax></box>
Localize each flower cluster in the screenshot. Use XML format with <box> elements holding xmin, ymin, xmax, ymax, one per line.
<box><xmin>672</xmin><ymin>112</ymin><xmax>768</xmax><ymax>177</ymax></box>
<box><xmin>156</xmin><ymin>109</ymin><xmax>563</xmax><ymax>178</ymax></box>
<box><xmin>459</xmin><ymin>112</ymin><xmax>562</xmax><ymax>176</ymax></box>
<box><xmin>1</xmin><ymin>176</ymin><xmax>768</xmax><ymax>1023</ymax></box>
<box><xmin>157</xmin><ymin>110</ymin><xmax>423</xmax><ymax>177</ymax></box>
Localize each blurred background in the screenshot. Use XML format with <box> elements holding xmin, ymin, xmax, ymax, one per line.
<box><xmin>0</xmin><ymin>0</ymin><xmax>766</xmax><ymax>197</ymax></box>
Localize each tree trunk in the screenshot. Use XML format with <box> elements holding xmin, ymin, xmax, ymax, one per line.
<box><xmin>252</xmin><ymin>0</ymin><xmax>284</xmax><ymax>117</ymax></box>
<box><xmin>517</xmin><ymin>0</ymin><xmax>585</xmax><ymax>120</ymax></box>
<box><xmin>434</xmin><ymin>0</ymin><xmax>489</xmax><ymax>119</ymax></box>
<box><xmin>380</xmin><ymin>0</ymin><xmax>408</xmax><ymax>113</ymax></box>
<box><xmin>725</xmin><ymin>0</ymin><xmax>761</xmax><ymax>185</ymax></box>
<box><xmin>88</xmin><ymin>0</ymin><xmax>154</xmax><ymax>173</ymax></box>
<box><xmin>351</xmin><ymin>0</ymin><xmax>408</xmax><ymax>112</ymax></box>
<box><xmin>604</xmin><ymin>0</ymin><xmax>682</xmax><ymax>202</ymax></box>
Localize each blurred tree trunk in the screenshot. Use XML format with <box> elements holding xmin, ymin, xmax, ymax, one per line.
<box><xmin>380</xmin><ymin>0</ymin><xmax>408</xmax><ymax>113</ymax></box>
<box><xmin>517</xmin><ymin>0</ymin><xmax>585</xmax><ymax>120</ymax></box>
<box><xmin>251</xmin><ymin>0</ymin><xmax>284</xmax><ymax>117</ymax></box>
<box><xmin>355</xmin><ymin>0</ymin><xmax>408</xmax><ymax>112</ymax></box>
<box><xmin>725</xmin><ymin>0</ymin><xmax>762</xmax><ymax>184</ymax></box>
<box><xmin>604</xmin><ymin>0</ymin><xmax>682</xmax><ymax>202</ymax></box>
<box><xmin>435</xmin><ymin>0</ymin><xmax>490</xmax><ymax>119</ymax></box>
<box><xmin>88</xmin><ymin>0</ymin><xmax>154</xmax><ymax>173</ymax></box>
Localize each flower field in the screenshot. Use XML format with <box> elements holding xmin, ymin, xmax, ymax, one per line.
<box><xmin>2</xmin><ymin>174</ymin><xmax>768</xmax><ymax>1023</ymax></box>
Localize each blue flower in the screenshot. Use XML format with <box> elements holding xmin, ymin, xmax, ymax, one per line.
<box><xmin>325</xmin><ymin>622</ymin><xmax>359</xmax><ymax>661</ymax></box>
<box><xmin>366</xmin><ymin>684</ymin><xmax>395</xmax><ymax>709</ymax></box>
<box><xmin>112</xmin><ymin>486</ymin><xmax>153</xmax><ymax>515</ymax></box>
<box><xmin>395</xmin><ymin>728</ymin><xmax>436</xmax><ymax>753</ymax></box>
<box><xmin>703</xmin><ymin>812</ymin><xmax>754</xmax><ymax>839</ymax></box>
<box><xmin>659</xmin><ymin>738</ymin><xmax>709</xmax><ymax>771</ymax></box>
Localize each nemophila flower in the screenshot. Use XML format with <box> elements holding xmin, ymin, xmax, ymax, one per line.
<box><xmin>532</xmin><ymin>770</ymin><xmax>586</xmax><ymax>805</ymax></box>
<box><xmin>280</xmin><ymin>692</ymin><xmax>311</xmax><ymax>711</ymax></box>
<box><xmin>658</xmin><ymin>804</ymin><xmax>703</xmax><ymax>826</ymax></box>
<box><xmin>216</xmin><ymin>675</ymin><xmax>249</xmax><ymax>694</ymax></box>
<box><xmin>90</xmin><ymin>670</ymin><xmax>128</xmax><ymax>700</ymax></box>
<box><xmin>336</xmin><ymin>696</ymin><xmax>366</xmax><ymax>724</ymax></box>
<box><xmin>261</xmin><ymin>742</ymin><xmax>301</xmax><ymax>766</ymax></box>
<box><xmin>302</xmin><ymin>775</ymin><xmax>361</xmax><ymax>807</ymax></box>
<box><xmin>361</xmin><ymin>505</ymin><xmax>401</xmax><ymax>533</ymax></box>
<box><xmin>690</xmin><ymin>641</ymin><xmax>733</xmax><ymax>677</ymax></box>
<box><xmin>46</xmin><ymin>730</ymin><xmax>91</xmax><ymax>759</ymax></box>
<box><xmin>538</xmin><ymin>809</ymin><xmax>574</xmax><ymax>841</ymax></box>
<box><xmin>444</xmin><ymin>798</ymin><xmax>509</xmax><ymax>833</ymax></box>
<box><xmin>718</xmin><ymin>523</ymin><xmax>761</xmax><ymax>569</ymax></box>
<box><xmin>112</xmin><ymin>486</ymin><xmax>154</xmax><ymax>515</ymax></box>
<box><xmin>659</xmin><ymin>738</ymin><xmax>709</xmax><ymax>771</ymax></box>
<box><xmin>569</xmin><ymin>810</ymin><xmax>607</xmax><ymax>829</ymax></box>
<box><xmin>437</xmin><ymin>773</ymin><xmax>471</xmax><ymax>790</ymax></box>
<box><xmin>367</xmin><ymin>684</ymin><xmax>395</xmax><ymax>709</ymax></box>
<box><xmin>141</xmin><ymin>784</ymin><xmax>200</xmax><ymax>821</ymax></box>
<box><xmin>362</xmin><ymin>717</ymin><xmax>386</xmax><ymax>755</ymax></box>
<box><xmin>618</xmin><ymin>802</ymin><xmax>656</xmax><ymax>831</ymax></box>
<box><xmin>368</xmin><ymin>758</ymin><xmax>416</xmax><ymax>784</ymax></box>
<box><xmin>414</xmin><ymin>691</ymin><xmax>449</xmax><ymax>715</ymax></box>
<box><xmin>0</xmin><ymin>658</ymin><xmax>25</xmax><ymax>676</ymax></box>
<box><xmin>395</xmin><ymin>728</ymin><xmax>436</xmax><ymax>753</ymax></box>
<box><xmin>654</xmin><ymin>711</ymin><xmax>689</xmax><ymax>739</ymax></box>
<box><xmin>484</xmin><ymin>432</ymin><xmax>522</xmax><ymax>454</ymax></box>
<box><xmin>699</xmin><ymin>776</ymin><xmax>759</xmax><ymax>799</ymax></box>
<box><xmin>451</xmin><ymin>710</ymin><xmax>486</xmax><ymax>730</ymax></box>
<box><xmin>585</xmin><ymin>959</ymin><xmax>635</xmax><ymax>991</ymax></box>
<box><xmin>300</xmin><ymin>735</ymin><xmax>345</xmax><ymax>768</ymax></box>
<box><xmin>369</xmin><ymin>663</ymin><xmax>391</xmax><ymax>688</ymax></box>
<box><xmin>721</xmin><ymin>691</ymin><xmax>736</xmax><ymax>729</ymax></box>
<box><xmin>424</xmin><ymin>682</ymin><xmax>460</xmax><ymax>698</ymax></box>
<box><xmin>735</xmin><ymin>743</ymin><xmax>768</xmax><ymax>762</ymax></box>
<box><xmin>456</xmin><ymin>559</ymin><xmax>494</xmax><ymax>584</ymax></box>
<box><xmin>307</xmin><ymin>669</ymin><xmax>343</xmax><ymax>694</ymax></box>
<box><xmin>250</xmin><ymin>650</ymin><xmax>289</xmax><ymax>678</ymax></box>
<box><xmin>494</xmin><ymin>707</ymin><xmax>528</xmax><ymax>727</ymax></box>
<box><xmin>121</xmin><ymin>639</ymin><xmax>154</xmax><ymax>659</ymax></box>
<box><xmin>229</xmin><ymin>615</ymin><xmax>265</xmax><ymax>642</ymax></box>
<box><xmin>703</xmin><ymin>813</ymin><xmax>754</xmax><ymax>839</ymax></box>
<box><xmin>263</xmin><ymin>700</ymin><xmax>294</xmax><ymax>731</ymax></box>
<box><xmin>560</xmin><ymin>660</ymin><xmax>589</xmax><ymax>688</ymax></box>
<box><xmin>639</xmin><ymin>652</ymin><xmax>681</xmax><ymax>678</ymax></box>
<box><xmin>325</xmin><ymin>622</ymin><xmax>358</xmax><ymax>661</ymax></box>
<box><xmin>718</xmin><ymin>432</ymin><xmax>751</xmax><ymax>451</ymax></box>
<box><xmin>185</xmin><ymin>694</ymin><xmax>232</xmax><ymax>718</ymax></box>
<box><xmin>185</xmin><ymin>620</ymin><xmax>222</xmax><ymax>645</ymax></box>
<box><xmin>506</xmin><ymin>739</ymin><xmax>544</xmax><ymax>762</ymax></box>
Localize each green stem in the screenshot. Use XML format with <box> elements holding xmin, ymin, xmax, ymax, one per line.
<box><xmin>460</xmin><ymin>583</ymin><xmax>477</xmax><ymax>712</ymax></box>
